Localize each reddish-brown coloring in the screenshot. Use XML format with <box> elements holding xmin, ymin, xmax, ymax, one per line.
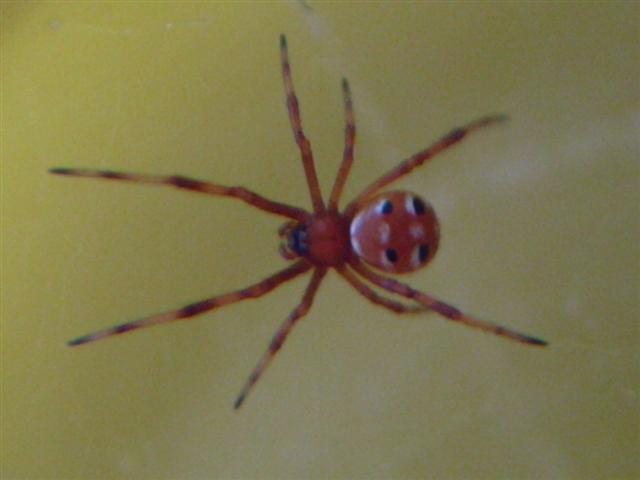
<box><xmin>51</xmin><ymin>34</ymin><xmax>546</xmax><ymax>410</ymax></box>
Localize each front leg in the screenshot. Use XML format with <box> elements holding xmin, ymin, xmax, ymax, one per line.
<box><xmin>49</xmin><ymin>168</ymin><xmax>309</xmax><ymax>221</ymax></box>
<box><xmin>346</xmin><ymin>114</ymin><xmax>508</xmax><ymax>216</ymax></box>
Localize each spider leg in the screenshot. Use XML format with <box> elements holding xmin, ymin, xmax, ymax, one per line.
<box><xmin>328</xmin><ymin>78</ymin><xmax>356</xmax><ymax>211</ymax></box>
<box><xmin>49</xmin><ymin>168</ymin><xmax>308</xmax><ymax>222</ymax></box>
<box><xmin>279</xmin><ymin>34</ymin><xmax>325</xmax><ymax>213</ymax></box>
<box><xmin>234</xmin><ymin>267</ymin><xmax>327</xmax><ymax>409</ymax></box>
<box><xmin>350</xmin><ymin>259</ymin><xmax>547</xmax><ymax>346</ymax></box>
<box><xmin>337</xmin><ymin>266</ymin><xmax>424</xmax><ymax>314</ymax></box>
<box><xmin>345</xmin><ymin>114</ymin><xmax>508</xmax><ymax>216</ymax></box>
<box><xmin>67</xmin><ymin>261</ymin><xmax>312</xmax><ymax>346</ymax></box>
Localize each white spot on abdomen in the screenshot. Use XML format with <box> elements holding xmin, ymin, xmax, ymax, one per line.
<box><xmin>410</xmin><ymin>223</ymin><xmax>425</xmax><ymax>240</ymax></box>
<box><xmin>380</xmin><ymin>250</ymin><xmax>393</xmax><ymax>269</ymax></box>
<box><xmin>351</xmin><ymin>236</ymin><xmax>363</xmax><ymax>256</ymax></box>
<box><xmin>404</xmin><ymin>194</ymin><xmax>415</xmax><ymax>215</ymax></box>
<box><xmin>410</xmin><ymin>245</ymin><xmax>422</xmax><ymax>269</ymax></box>
<box><xmin>378</xmin><ymin>222</ymin><xmax>390</xmax><ymax>244</ymax></box>
<box><xmin>349</xmin><ymin>212</ymin><xmax>364</xmax><ymax>238</ymax></box>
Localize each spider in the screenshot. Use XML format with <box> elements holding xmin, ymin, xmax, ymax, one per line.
<box><xmin>50</xmin><ymin>35</ymin><xmax>547</xmax><ymax>409</ymax></box>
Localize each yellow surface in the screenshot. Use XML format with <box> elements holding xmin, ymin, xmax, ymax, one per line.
<box><xmin>2</xmin><ymin>2</ymin><xmax>638</xmax><ymax>479</ymax></box>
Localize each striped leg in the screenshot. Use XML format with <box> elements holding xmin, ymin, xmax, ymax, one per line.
<box><xmin>350</xmin><ymin>259</ymin><xmax>547</xmax><ymax>347</ymax></box>
<box><xmin>234</xmin><ymin>267</ymin><xmax>327</xmax><ymax>409</ymax></box>
<box><xmin>328</xmin><ymin>78</ymin><xmax>356</xmax><ymax>211</ymax></box>
<box><xmin>67</xmin><ymin>261</ymin><xmax>312</xmax><ymax>346</ymax></box>
<box><xmin>49</xmin><ymin>168</ymin><xmax>309</xmax><ymax>222</ymax></box>
<box><xmin>345</xmin><ymin>114</ymin><xmax>508</xmax><ymax>216</ymax></box>
<box><xmin>337</xmin><ymin>267</ymin><xmax>424</xmax><ymax>314</ymax></box>
<box><xmin>280</xmin><ymin>34</ymin><xmax>324</xmax><ymax>213</ymax></box>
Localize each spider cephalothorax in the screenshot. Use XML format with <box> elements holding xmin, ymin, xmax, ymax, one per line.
<box><xmin>51</xmin><ymin>34</ymin><xmax>546</xmax><ymax>410</ymax></box>
<box><xmin>279</xmin><ymin>213</ymin><xmax>350</xmax><ymax>266</ymax></box>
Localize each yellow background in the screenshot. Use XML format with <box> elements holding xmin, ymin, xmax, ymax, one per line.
<box><xmin>3</xmin><ymin>2</ymin><xmax>638</xmax><ymax>479</ymax></box>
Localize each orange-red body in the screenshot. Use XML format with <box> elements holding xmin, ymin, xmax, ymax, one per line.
<box><xmin>52</xmin><ymin>35</ymin><xmax>546</xmax><ymax>411</ymax></box>
<box><xmin>349</xmin><ymin>191</ymin><xmax>439</xmax><ymax>274</ymax></box>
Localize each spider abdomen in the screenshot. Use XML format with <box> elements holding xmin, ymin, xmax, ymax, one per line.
<box><xmin>349</xmin><ymin>191</ymin><xmax>440</xmax><ymax>273</ymax></box>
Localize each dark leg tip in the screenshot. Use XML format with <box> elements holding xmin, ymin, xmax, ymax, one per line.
<box><xmin>233</xmin><ymin>395</ymin><xmax>245</xmax><ymax>410</ymax></box>
<box><xmin>67</xmin><ymin>336</ymin><xmax>89</xmax><ymax>347</ymax></box>
<box><xmin>526</xmin><ymin>336</ymin><xmax>548</xmax><ymax>347</ymax></box>
<box><xmin>49</xmin><ymin>167</ymin><xmax>71</xmax><ymax>175</ymax></box>
<box><xmin>280</xmin><ymin>34</ymin><xmax>287</xmax><ymax>49</ymax></box>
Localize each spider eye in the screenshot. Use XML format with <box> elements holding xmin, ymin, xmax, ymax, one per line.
<box><xmin>412</xmin><ymin>197</ymin><xmax>426</xmax><ymax>215</ymax></box>
<box><xmin>418</xmin><ymin>244</ymin><xmax>429</xmax><ymax>262</ymax></box>
<box><xmin>378</xmin><ymin>199</ymin><xmax>393</xmax><ymax>215</ymax></box>
<box><xmin>385</xmin><ymin>248</ymin><xmax>398</xmax><ymax>263</ymax></box>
